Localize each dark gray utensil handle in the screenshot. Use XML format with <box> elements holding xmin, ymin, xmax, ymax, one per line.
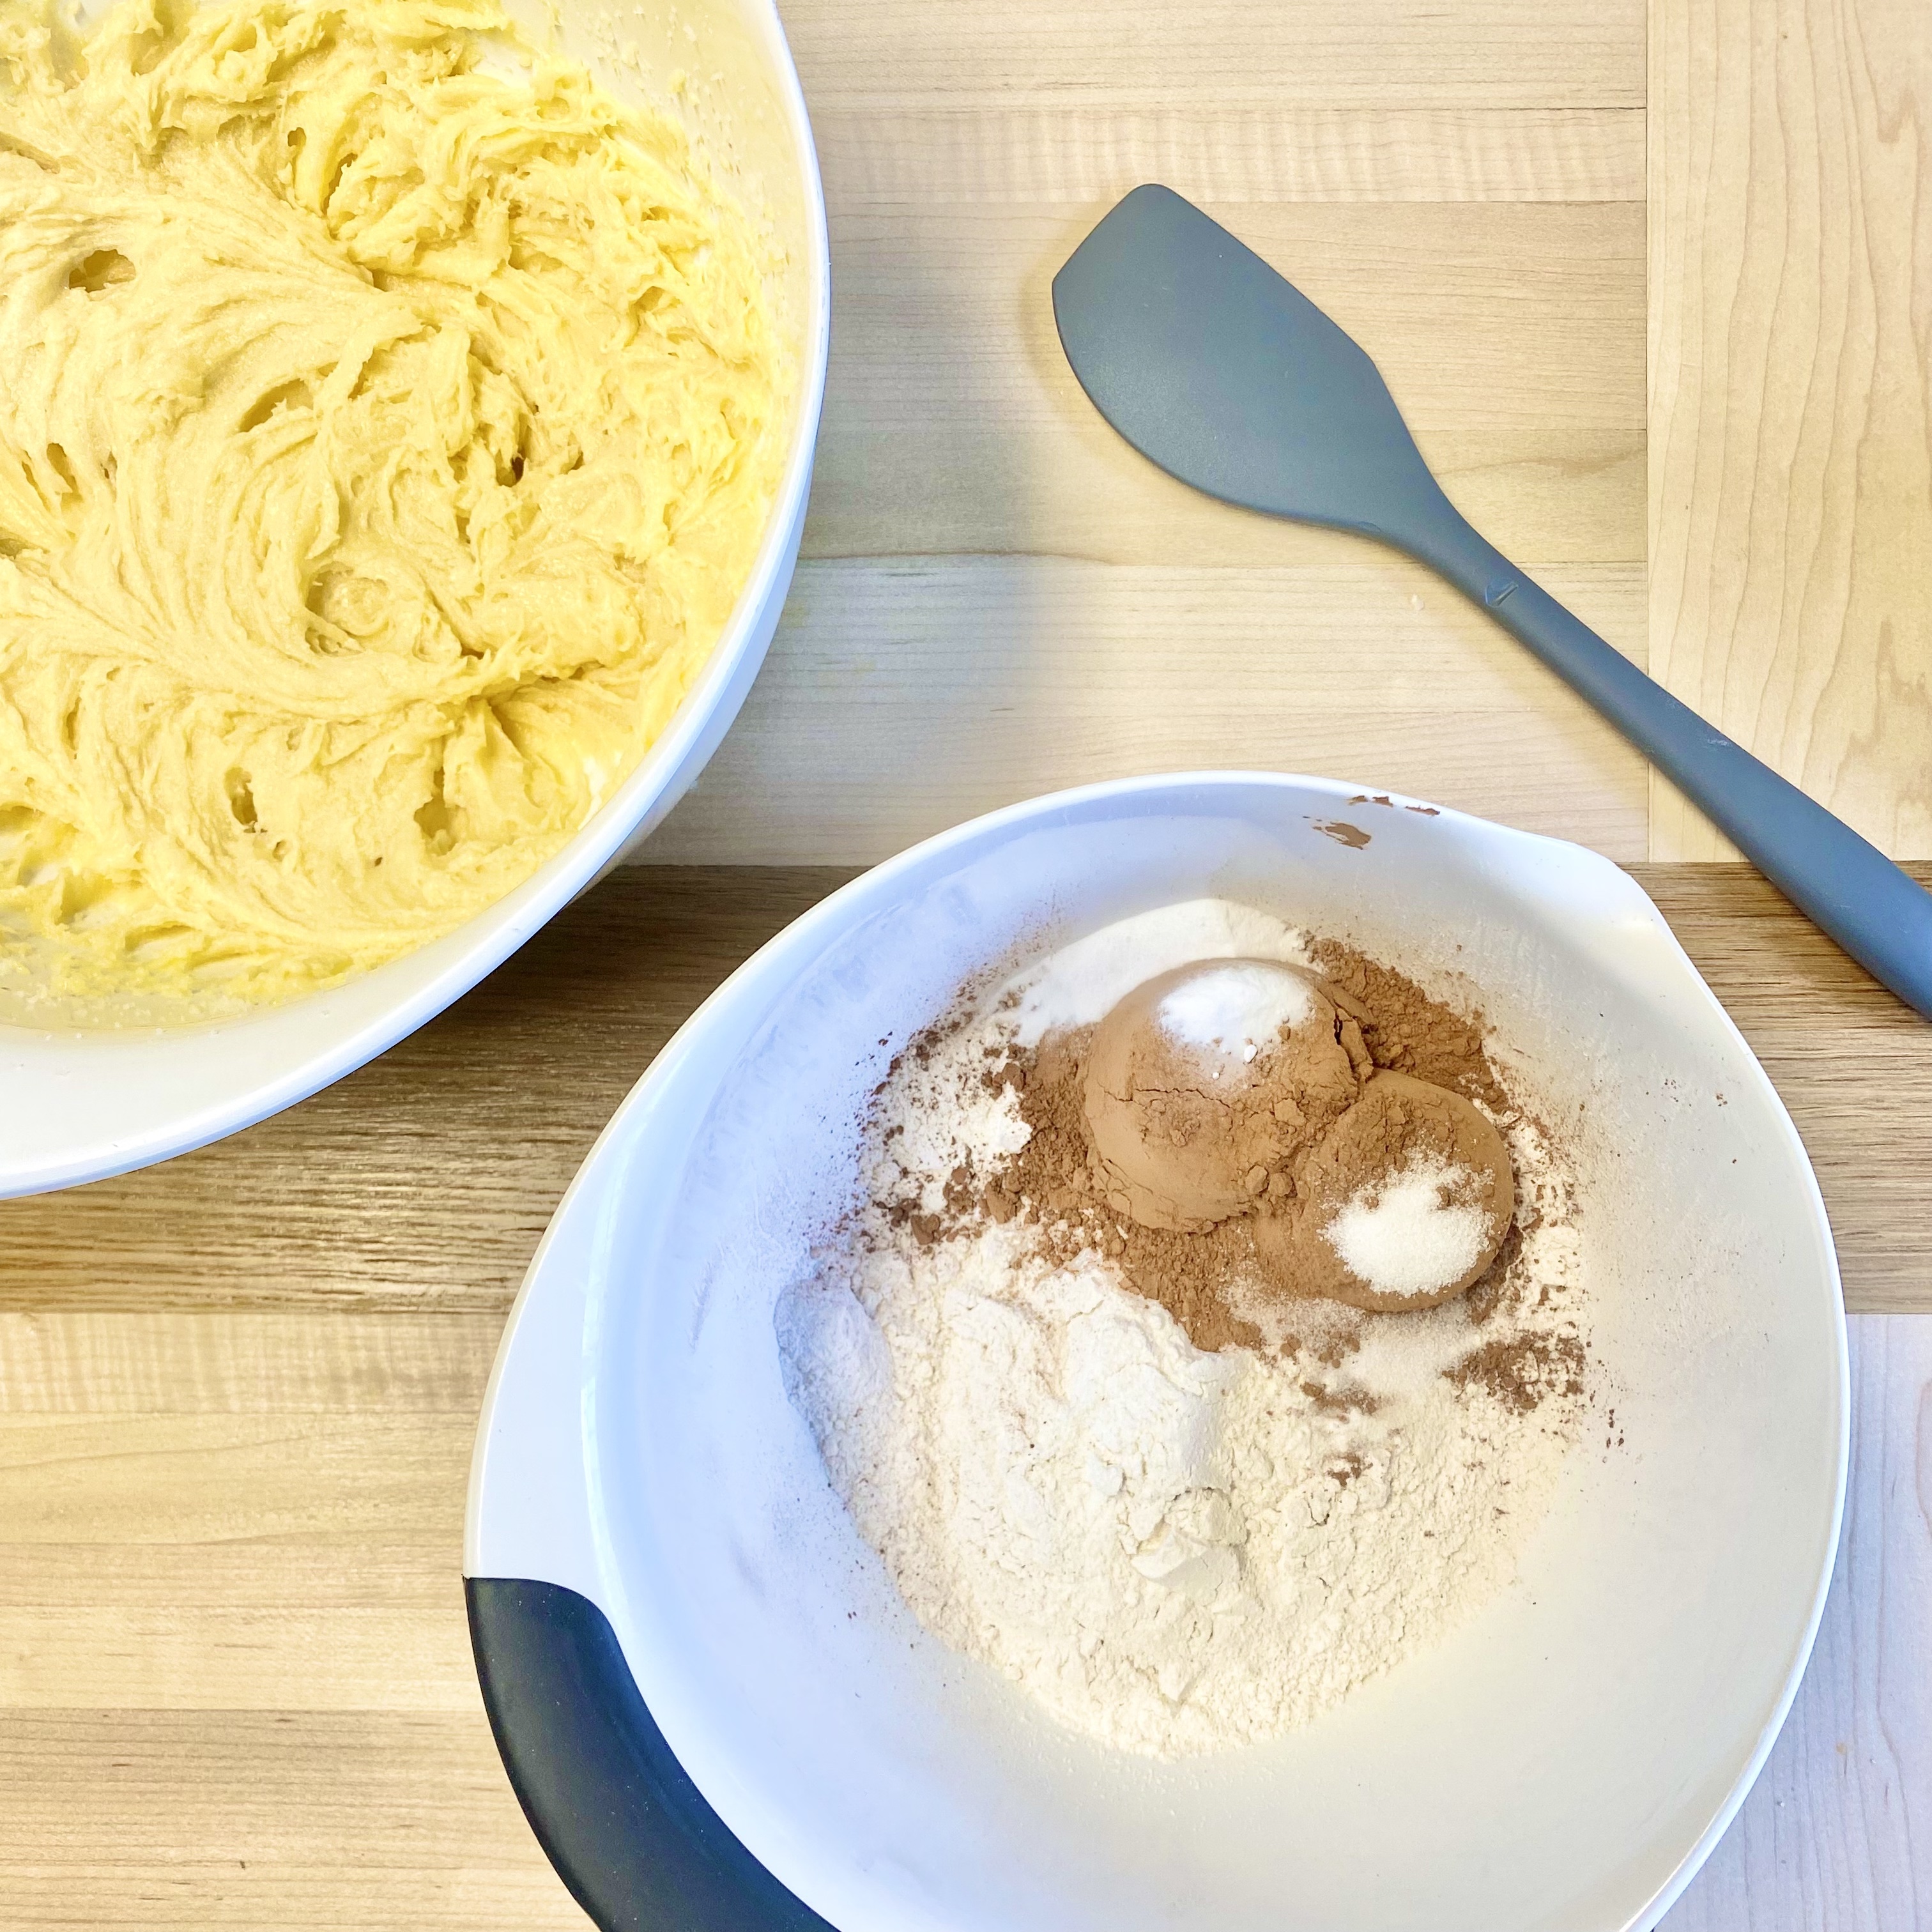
<box><xmin>468</xmin><ymin>1576</ymin><xmax>831</xmax><ymax>1932</ymax></box>
<box><xmin>1409</xmin><ymin>503</ymin><xmax>1932</xmax><ymax>1018</ymax></box>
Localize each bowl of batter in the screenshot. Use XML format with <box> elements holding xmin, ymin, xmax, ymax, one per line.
<box><xmin>0</xmin><ymin>0</ymin><xmax>828</xmax><ymax>1192</ymax></box>
<box><xmin>467</xmin><ymin>772</ymin><xmax>1846</xmax><ymax>1932</ymax></box>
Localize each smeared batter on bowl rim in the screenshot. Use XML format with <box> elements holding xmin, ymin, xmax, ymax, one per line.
<box><xmin>0</xmin><ymin>0</ymin><xmax>786</xmax><ymax>1010</ymax></box>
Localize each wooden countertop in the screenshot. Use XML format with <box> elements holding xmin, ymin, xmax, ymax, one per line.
<box><xmin>4</xmin><ymin>0</ymin><xmax>1930</xmax><ymax>1925</ymax></box>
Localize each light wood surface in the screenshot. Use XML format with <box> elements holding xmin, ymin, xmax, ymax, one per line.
<box><xmin>1659</xmin><ymin>1312</ymin><xmax>1932</xmax><ymax>1932</ymax></box>
<box><xmin>2</xmin><ymin>1310</ymin><xmax>1922</xmax><ymax>1929</ymax></box>
<box><xmin>1650</xmin><ymin>0</ymin><xmax>1932</xmax><ymax>862</ymax></box>
<box><xmin>650</xmin><ymin>0</ymin><xmax>1654</xmax><ymax>866</ymax></box>
<box><xmin>2</xmin><ymin>867</ymin><xmax>1929</xmax><ymax>1930</ymax></box>
<box><xmin>640</xmin><ymin>0</ymin><xmax>1931</xmax><ymax>872</ymax></box>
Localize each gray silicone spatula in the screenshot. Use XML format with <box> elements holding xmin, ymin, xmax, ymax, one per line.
<box><xmin>1054</xmin><ymin>183</ymin><xmax>1932</xmax><ymax>1020</ymax></box>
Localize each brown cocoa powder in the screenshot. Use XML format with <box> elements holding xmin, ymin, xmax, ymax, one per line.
<box><xmin>1306</xmin><ymin>937</ymin><xmax>1505</xmax><ymax>1112</ymax></box>
<box><xmin>876</xmin><ymin>935</ymin><xmax>1582</xmax><ymax>1423</ymax></box>
<box><xmin>1446</xmin><ymin>1330</ymin><xmax>1587</xmax><ymax>1415</ymax></box>
<box><xmin>1256</xmin><ymin>1069</ymin><xmax>1514</xmax><ymax>1312</ymax></box>
<box><xmin>1010</xmin><ymin>941</ymin><xmax>1513</xmax><ymax>1351</ymax></box>
<box><xmin>1002</xmin><ymin>1030</ymin><xmax>1269</xmax><ymax>1354</ymax></box>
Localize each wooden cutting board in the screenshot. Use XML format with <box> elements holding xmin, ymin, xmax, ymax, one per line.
<box><xmin>2</xmin><ymin>0</ymin><xmax>1929</xmax><ymax>1926</ymax></box>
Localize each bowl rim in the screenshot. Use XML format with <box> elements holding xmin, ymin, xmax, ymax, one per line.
<box><xmin>0</xmin><ymin>0</ymin><xmax>832</xmax><ymax>1198</ymax></box>
<box><xmin>467</xmin><ymin>767</ymin><xmax>1851</xmax><ymax>1932</ymax></box>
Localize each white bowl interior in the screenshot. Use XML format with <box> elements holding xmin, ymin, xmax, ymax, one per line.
<box><xmin>559</xmin><ymin>777</ymin><xmax>1843</xmax><ymax>1932</ymax></box>
<box><xmin>0</xmin><ymin>0</ymin><xmax>827</xmax><ymax>1196</ymax></box>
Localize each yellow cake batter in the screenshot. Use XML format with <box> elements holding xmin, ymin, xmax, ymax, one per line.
<box><xmin>0</xmin><ymin>0</ymin><xmax>785</xmax><ymax>1008</ymax></box>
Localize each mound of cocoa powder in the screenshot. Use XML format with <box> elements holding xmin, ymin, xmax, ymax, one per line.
<box><xmin>884</xmin><ymin>939</ymin><xmax>1578</xmax><ymax>1418</ymax></box>
<box><xmin>1305</xmin><ymin>937</ymin><xmax>1505</xmax><ymax>1112</ymax></box>
<box><xmin>905</xmin><ymin>940</ymin><xmax>1494</xmax><ymax>1344</ymax></box>
<box><xmin>1001</xmin><ymin>1028</ymin><xmax>1269</xmax><ymax>1354</ymax></box>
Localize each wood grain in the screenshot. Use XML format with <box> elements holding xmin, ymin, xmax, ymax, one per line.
<box><xmin>641</xmin><ymin>0</ymin><xmax>1650</xmax><ymax>866</ymax></box>
<box><xmin>783</xmin><ymin>0</ymin><xmax>1646</xmax><ymax>112</ymax></box>
<box><xmin>0</xmin><ymin>870</ymin><xmax>843</xmax><ymax>1314</ymax></box>
<box><xmin>814</xmin><ymin>107</ymin><xmax>1645</xmax><ymax>206</ymax></box>
<box><xmin>0</xmin><ymin>1310</ymin><xmax>499</xmax><ymax>1413</ymax></box>
<box><xmin>0</xmin><ymin>1712</ymin><xmax>585</xmax><ymax>1929</ymax></box>
<box><xmin>1661</xmin><ymin>1314</ymin><xmax>1932</xmax><ymax>1930</ymax></box>
<box><xmin>648</xmin><ymin>558</ymin><xmax>1651</xmax><ymax>864</ymax></box>
<box><xmin>796</xmin><ymin>201</ymin><xmax>1644</xmax><ymax>568</ymax></box>
<box><xmin>1635</xmin><ymin>864</ymin><xmax>1932</xmax><ymax>1310</ymax></box>
<box><xmin>2</xmin><ymin>866</ymin><xmax>1927</xmax><ymax>1317</ymax></box>
<box><xmin>1650</xmin><ymin>0</ymin><xmax>1932</xmax><ymax>862</ymax></box>
<box><xmin>650</xmin><ymin>191</ymin><xmax>1648</xmax><ymax>861</ymax></box>
<box><xmin>0</xmin><ymin>1307</ymin><xmax>1919</xmax><ymax>1927</ymax></box>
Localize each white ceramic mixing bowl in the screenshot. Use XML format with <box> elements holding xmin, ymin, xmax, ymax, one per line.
<box><xmin>0</xmin><ymin>0</ymin><xmax>829</xmax><ymax>1197</ymax></box>
<box><xmin>468</xmin><ymin>772</ymin><xmax>1847</xmax><ymax>1932</ymax></box>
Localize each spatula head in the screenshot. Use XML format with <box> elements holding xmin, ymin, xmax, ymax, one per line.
<box><xmin>1052</xmin><ymin>184</ymin><xmax>1445</xmax><ymax>544</ymax></box>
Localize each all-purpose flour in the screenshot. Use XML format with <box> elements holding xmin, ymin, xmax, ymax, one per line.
<box><xmin>778</xmin><ymin>905</ymin><xmax>1586</xmax><ymax>1759</ymax></box>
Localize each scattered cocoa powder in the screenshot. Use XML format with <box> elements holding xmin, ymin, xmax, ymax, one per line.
<box><xmin>1307</xmin><ymin>937</ymin><xmax>1505</xmax><ymax>1112</ymax></box>
<box><xmin>1007</xmin><ymin>940</ymin><xmax>1515</xmax><ymax>1354</ymax></box>
<box><xmin>867</xmin><ymin>935</ymin><xmax>1582</xmax><ymax>1427</ymax></box>
<box><xmin>1446</xmin><ymin>1331</ymin><xmax>1587</xmax><ymax>1416</ymax></box>
<box><xmin>1312</xmin><ymin>819</ymin><xmax>1372</xmax><ymax>849</ymax></box>
<box><xmin>1299</xmin><ymin>1376</ymin><xmax>1380</xmax><ymax>1418</ymax></box>
<box><xmin>1004</xmin><ymin>1031</ymin><xmax>1268</xmax><ymax>1354</ymax></box>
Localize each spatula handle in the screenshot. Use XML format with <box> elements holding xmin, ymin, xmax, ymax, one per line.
<box><xmin>1411</xmin><ymin>509</ymin><xmax>1932</xmax><ymax>1019</ymax></box>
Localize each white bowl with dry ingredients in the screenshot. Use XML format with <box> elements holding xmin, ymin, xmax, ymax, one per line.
<box><xmin>468</xmin><ymin>772</ymin><xmax>1847</xmax><ymax>1932</ymax></box>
